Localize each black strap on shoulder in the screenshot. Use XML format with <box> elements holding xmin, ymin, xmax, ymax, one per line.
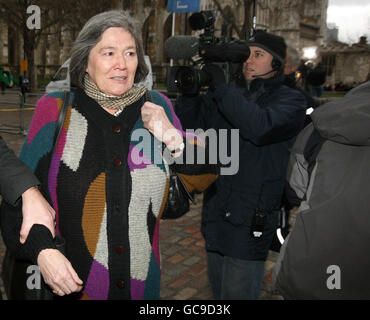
<box><xmin>144</xmin><ymin>90</ymin><xmax>152</xmax><ymax>102</ymax></box>
<box><xmin>51</xmin><ymin>91</ymin><xmax>70</xmax><ymax>155</ymax></box>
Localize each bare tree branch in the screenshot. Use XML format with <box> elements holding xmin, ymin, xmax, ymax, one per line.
<box><xmin>1</xmin><ymin>0</ymin><xmax>119</xmax><ymax>90</ymax></box>
<box><xmin>211</xmin><ymin>0</ymin><xmax>243</xmax><ymax>39</ymax></box>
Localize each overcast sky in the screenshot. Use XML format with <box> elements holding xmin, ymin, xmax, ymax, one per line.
<box><xmin>327</xmin><ymin>0</ymin><xmax>370</xmax><ymax>44</ymax></box>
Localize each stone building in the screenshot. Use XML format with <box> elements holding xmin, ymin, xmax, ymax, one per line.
<box><xmin>319</xmin><ymin>36</ymin><xmax>370</xmax><ymax>86</ymax></box>
<box><xmin>1</xmin><ymin>0</ymin><xmax>336</xmax><ymax>85</ymax></box>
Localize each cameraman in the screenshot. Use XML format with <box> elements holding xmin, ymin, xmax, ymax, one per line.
<box><xmin>176</xmin><ymin>31</ymin><xmax>307</xmax><ymax>300</ymax></box>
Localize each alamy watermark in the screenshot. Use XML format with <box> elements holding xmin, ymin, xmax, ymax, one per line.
<box><xmin>326</xmin><ymin>265</ymin><xmax>341</xmax><ymax>290</ymax></box>
<box><xmin>131</xmin><ymin>126</ymin><xmax>240</xmax><ymax>176</ymax></box>
<box><xmin>26</xmin><ymin>5</ymin><xmax>41</xmax><ymax>30</ymax></box>
<box><xmin>26</xmin><ymin>265</ymin><xmax>42</xmax><ymax>290</ymax></box>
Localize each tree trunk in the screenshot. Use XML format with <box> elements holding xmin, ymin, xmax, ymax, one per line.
<box><xmin>244</xmin><ymin>0</ymin><xmax>252</xmax><ymax>39</ymax></box>
<box><xmin>23</xmin><ymin>27</ymin><xmax>37</xmax><ymax>91</ymax></box>
<box><xmin>212</xmin><ymin>0</ymin><xmax>243</xmax><ymax>39</ymax></box>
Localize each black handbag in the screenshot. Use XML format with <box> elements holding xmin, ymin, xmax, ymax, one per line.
<box><xmin>143</xmin><ymin>91</ymin><xmax>194</xmax><ymax>219</ymax></box>
<box><xmin>1</xmin><ymin>91</ymin><xmax>69</xmax><ymax>300</ymax></box>
<box><xmin>161</xmin><ymin>167</ymin><xmax>194</xmax><ymax>219</ymax></box>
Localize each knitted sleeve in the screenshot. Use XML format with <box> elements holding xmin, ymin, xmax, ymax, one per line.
<box><xmin>151</xmin><ymin>91</ymin><xmax>218</xmax><ymax>194</ymax></box>
<box><xmin>20</xmin><ymin>92</ymin><xmax>66</xmax><ymax>171</ymax></box>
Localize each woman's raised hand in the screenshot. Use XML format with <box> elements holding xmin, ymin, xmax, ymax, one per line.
<box><xmin>141</xmin><ymin>102</ymin><xmax>183</xmax><ymax>152</ymax></box>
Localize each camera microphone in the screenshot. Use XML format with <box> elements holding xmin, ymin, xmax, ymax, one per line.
<box><xmin>165</xmin><ymin>36</ymin><xmax>199</xmax><ymax>60</ymax></box>
<box><xmin>202</xmin><ymin>41</ymin><xmax>250</xmax><ymax>63</ymax></box>
<box><xmin>165</xmin><ymin>36</ymin><xmax>250</xmax><ymax>63</ymax></box>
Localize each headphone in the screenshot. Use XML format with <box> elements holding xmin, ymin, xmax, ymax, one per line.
<box><xmin>271</xmin><ymin>57</ymin><xmax>283</xmax><ymax>71</ymax></box>
<box><xmin>250</xmin><ymin>55</ymin><xmax>285</xmax><ymax>78</ymax></box>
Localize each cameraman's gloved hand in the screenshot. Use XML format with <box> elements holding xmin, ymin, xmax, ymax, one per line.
<box><xmin>202</xmin><ymin>64</ymin><xmax>226</xmax><ymax>90</ymax></box>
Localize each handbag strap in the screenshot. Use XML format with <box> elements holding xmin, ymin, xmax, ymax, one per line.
<box><xmin>144</xmin><ymin>90</ymin><xmax>152</xmax><ymax>102</ymax></box>
<box><xmin>51</xmin><ymin>91</ymin><xmax>70</xmax><ymax>155</ymax></box>
<box><xmin>49</xmin><ymin>91</ymin><xmax>69</xmax><ymax>235</ymax></box>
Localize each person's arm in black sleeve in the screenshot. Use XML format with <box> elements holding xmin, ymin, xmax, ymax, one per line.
<box><xmin>0</xmin><ymin>200</ymin><xmax>56</xmax><ymax>263</ymax></box>
<box><xmin>211</xmin><ymin>84</ymin><xmax>307</xmax><ymax>145</ymax></box>
<box><xmin>0</xmin><ymin>136</ymin><xmax>55</xmax><ymax>243</ymax></box>
<box><xmin>0</xmin><ymin>136</ymin><xmax>40</xmax><ymax>206</ymax></box>
<box><xmin>175</xmin><ymin>93</ymin><xmax>218</xmax><ymax>131</ymax></box>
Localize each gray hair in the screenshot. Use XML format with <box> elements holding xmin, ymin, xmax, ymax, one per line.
<box><xmin>70</xmin><ymin>10</ymin><xmax>148</xmax><ymax>88</ymax></box>
<box><xmin>286</xmin><ymin>46</ymin><xmax>300</xmax><ymax>67</ymax></box>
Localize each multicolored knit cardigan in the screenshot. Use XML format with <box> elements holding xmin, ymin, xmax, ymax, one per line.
<box><xmin>4</xmin><ymin>88</ymin><xmax>217</xmax><ymax>300</ymax></box>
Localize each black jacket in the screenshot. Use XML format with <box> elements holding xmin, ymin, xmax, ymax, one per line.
<box><xmin>0</xmin><ymin>136</ymin><xmax>39</xmax><ymax>206</ymax></box>
<box><xmin>176</xmin><ymin>75</ymin><xmax>307</xmax><ymax>260</ymax></box>
<box><xmin>307</xmin><ymin>66</ymin><xmax>326</xmax><ymax>87</ymax></box>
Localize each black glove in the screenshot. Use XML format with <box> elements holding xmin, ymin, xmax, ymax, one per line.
<box><xmin>202</xmin><ymin>64</ymin><xmax>226</xmax><ymax>90</ymax></box>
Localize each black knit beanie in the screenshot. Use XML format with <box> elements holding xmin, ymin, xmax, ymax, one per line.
<box><xmin>247</xmin><ymin>30</ymin><xmax>287</xmax><ymax>63</ymax></box>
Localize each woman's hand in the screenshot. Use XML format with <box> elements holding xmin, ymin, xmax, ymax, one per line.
<box><xmin>141</xmin><ymin>102</ymin><xmax>183</xmax><ymax>154</ymax></box>
<box><xmin>37</xmin><ymin>249</ymin><xmax>83</xmax><ymax>296</ymax></box>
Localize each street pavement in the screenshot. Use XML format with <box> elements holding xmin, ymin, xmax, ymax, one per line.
<box><xmin>0</xmin><ymin>90</ymin><xmax>282</xmax><ymax>300</ymax></box>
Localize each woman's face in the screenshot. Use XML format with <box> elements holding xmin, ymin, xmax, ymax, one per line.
<box><xmin>86</xmin><ymin>27</ymin><xmax>138</xmax><ymax>96</ymax></box>
<box><xmin>242</xmin><ymin>46</ymin><xmax>276</xmax><ymax>84</ymax></box>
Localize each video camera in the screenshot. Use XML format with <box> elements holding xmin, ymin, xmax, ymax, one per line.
<box><xmin>165</xmin><ymin>10</ymin><xmax>250</xmax><ymax>95</ymax></box>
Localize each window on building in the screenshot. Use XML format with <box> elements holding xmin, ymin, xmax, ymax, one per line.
<box><xmin>321</xmin><ymin>54</ymin><xmax>336</xmax><ymax>76</ymax></box>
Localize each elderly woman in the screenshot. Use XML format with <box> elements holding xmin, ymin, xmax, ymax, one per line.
<box><xmin>1</xmin><ymin>10</ymin><xmax>217</xmax><ymax>300</ymax></box>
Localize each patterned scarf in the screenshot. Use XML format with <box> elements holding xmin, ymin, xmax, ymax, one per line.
<box><xmin>83</xmin><ymin>73</ymin><xmax>147</xmax><ymax>111</ymax></box>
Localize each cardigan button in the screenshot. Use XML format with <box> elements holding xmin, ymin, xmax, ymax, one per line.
<box><xmin>115</xmin><ymin>245</ymin><xmax>124</xmax><ymax>254</ymax></box>
<box><xmin>117</xmin><ymin>280</ymin><xmax>125</xmax><ymax>289</ymax></box>
<box><xmin>112</xmin><ymin>124</ymin><xmax>121</xmax><ymax>134</ymax></box>
<box><xmin>113</xmin><ymin>158</ymin><xmax>122</xmax><ymax>167</ymax></box>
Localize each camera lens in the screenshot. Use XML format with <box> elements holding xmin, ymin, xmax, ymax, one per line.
<box><xmin>189</xmin><ymin>12</ymin><xmax>206</xmax><ymax>30</ymax></box>
<box><xmin>188</xmin><ymin>11</ymin><xmax>215</xmax><ymax>31</ymax></box>
<box><xmin>175</xmin><ymin>67</ymin><xmax>197</xmax><ymax>92</ymax></box>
